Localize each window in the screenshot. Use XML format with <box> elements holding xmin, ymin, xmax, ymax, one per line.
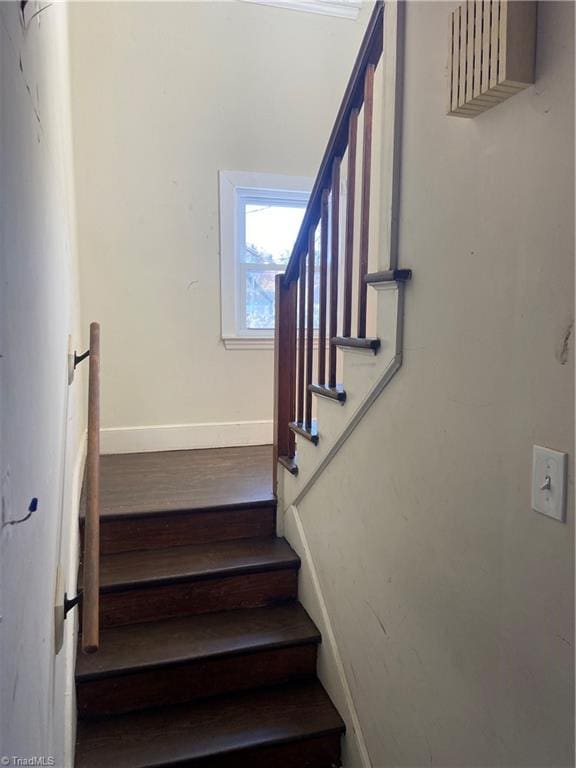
<box><xmin>219</xmin><ymin>171</ymin><xmax>312</xmax><ymax>349</ymax></box>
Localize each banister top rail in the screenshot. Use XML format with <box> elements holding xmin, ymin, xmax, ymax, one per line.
<box><xmin>284</xmin><ymin>0</ymin><xmax>384</xmax><ymax>284</ymax></box>
<box><xmin>82</xmin><ymin>321</ymin><xmax>100</xmax><ymax>654</ymax></box>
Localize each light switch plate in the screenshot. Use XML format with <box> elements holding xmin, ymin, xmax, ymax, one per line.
<box><xmin>532</xmin><ymin>445</ymin><xmax>568</xmax><ymax>522</ymax></box>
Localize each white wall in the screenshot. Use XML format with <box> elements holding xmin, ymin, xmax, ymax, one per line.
<box><xmin>284</xmin><ymin>2</ymin><xmax>574</xmax><ymax>767</ymax></box>
<box><xmin>0</xmin><ymin>3</ymin><xmax>84</xmax><ymax>764</ymax></box>
<box><xmin>68</xmin><ymin>0</ymin><xmax>371</xmax><ymax>452</ymax></box>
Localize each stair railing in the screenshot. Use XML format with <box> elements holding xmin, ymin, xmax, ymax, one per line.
<box><xmin>274</xmin><ymin>1</ymin><xmax>400</xmax><ymax>481</ymax></box>
<box><xmin>82</xmin><ymin>321</ymin><xmax>101</xmax><ymax>653</ymax></box>
<box><xmin>64</xmin><ymin>322</ymin><xmax>101</xmax><ymax>651</ymax></box>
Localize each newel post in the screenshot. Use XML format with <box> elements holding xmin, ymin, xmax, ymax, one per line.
<box><xmin>273</xmin><ymin>273</ymin><xmax>297</xmax><ymax>490</ymax></box>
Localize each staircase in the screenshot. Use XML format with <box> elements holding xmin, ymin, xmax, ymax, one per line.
<box><xmin>74</xmin><ymin>447</ymin><xmax>345</xmax><ymax>768</ymax></box>
<box><xmin>273</xmin><ymin>1</ymin><xmax>409</xmax><ymax>501</ymax></box>
<box><xmin>74</xmin><ymin>5</ymin><xmax>405</xmax><ymax>764</ymax></box>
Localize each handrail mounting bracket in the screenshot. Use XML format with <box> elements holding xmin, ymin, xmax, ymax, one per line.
<box><xmin>64</xmin><ymin>591</ymin><xmax>82</xmax><ymax>617</ymax></box>
<box><xmin>74</xmin><ymin>349</ymin><xmax>90</xmax><ymax>369</ymax></box>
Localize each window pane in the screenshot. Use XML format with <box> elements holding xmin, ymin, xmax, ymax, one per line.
<box><xmin>245</xmin><ymin>270</ymin><xmax>280</xmax><ymax>329</ymax></box>
<box><xmin>244</xmin><ymin>204</ymin><xmax>305</xmax><ymax>266</ymax></box>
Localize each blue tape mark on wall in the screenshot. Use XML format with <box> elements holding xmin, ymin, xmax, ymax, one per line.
<box><xmin>4</xmin><ymin>497</ymin><xmax>38</xmax><ymax>527</ymax></box>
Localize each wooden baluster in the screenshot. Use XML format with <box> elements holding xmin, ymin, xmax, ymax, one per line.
<box><xmin>317</xmin><ymin>190</ymin><xmax>329</xmax><ymax>387</ymax></box>
<box><xmin>342</xmin><ymin>109</ymin><xmax>358</xmax><ymax>338</ymax></box>
<box><xmin>328</xmin><ymin>158</ymin><xmax>341</xmax><ymax>388</ymax></box>
<box><xmin>273</xmin><ymin>275</ymin><xmax>297</xmax><ymax>487</ymax></box>
<box><xmin>357</xmin><ymin>63</ymin><xmax>375</xmax><ymax>339</ymax></box>
<box><xmin>296</xmin><ymin>253</ymin><xmax>306</xmax><ymax>425</ymax></box>
<box><xmin>305</xmin><ymin>228</ymin><xmax>315</xmax><ymax>429</ymax></box>
<box><xmin>288</xmin><ymin>280</ymin><xmax>297</xmax><ymax>444</ymax></box>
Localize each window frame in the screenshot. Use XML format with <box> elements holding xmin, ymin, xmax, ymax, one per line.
<box><xmin>219</xmin><ymin>170</ymin><xmax>312</xmax><ymax>350</ymax></box>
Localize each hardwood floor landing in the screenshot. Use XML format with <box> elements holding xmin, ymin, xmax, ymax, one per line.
<box><xmin>82</xmin><ymin>445</ymin><xmax>273</xmax><ymax>518</ymax></box>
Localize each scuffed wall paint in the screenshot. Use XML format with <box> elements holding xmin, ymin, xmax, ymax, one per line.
<box><xmin>557</xmin><ymin>320</ymin><xmax>573</xmax><ymax>366</ymax></box>
<box><xmin>0</xmin><ymin>2</ymin><xmax>84</xmax><ymax>764</ymax></box>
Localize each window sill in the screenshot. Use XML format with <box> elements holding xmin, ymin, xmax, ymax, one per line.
<box><xmin>223</xmin><ymin>335</ymin><xmax>327</xmax><ymax>351</ymax></box>
<box><xmin>223</xmin><ymin>336</ymin><xmax>275</xmax><ymax>350</ymax></box>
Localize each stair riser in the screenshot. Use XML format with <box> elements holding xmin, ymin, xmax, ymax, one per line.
<box><xmin>77</xmin><ymin>643</ymin><xmax>318</xmax><ymax>717</ymax></box>
<box><xmin>82</xmin><ymin>504</ymin><xmax>276</xmax><ymax>555</ymax></box>
<box><xmin>150</xmin><ymin>733</ymin><xmax>343</xmax><ymax>768</ymax></box>
<box><xmin>94</xmin><ymin>569</ymin><xmax>299</xmax><ymax>628</ymax></box>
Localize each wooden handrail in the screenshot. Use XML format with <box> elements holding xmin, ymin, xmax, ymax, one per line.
<box><xmin>273</xmin><ymin>0</ymin><xmax>386</xmax><ymax>478</ymax></box>
<box><xmin>82</xmin><ymin>322</ymin><xmax>100</xmax><ymax>654</ymax></box>
<box><xmin>284</xmin><ymin>0</ymin><xmax>383</xmax><ymax>284</ymax></box>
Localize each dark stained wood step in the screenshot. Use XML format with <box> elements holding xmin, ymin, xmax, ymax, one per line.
<box><xmin>86</xmin><ymin>500</ymin><xmax>276</xmax><ymax>555</ymax></box>
<box><xmin>78</xmin><ymin>604</ymin><xmax>319</xmax><ymax>680</ymax></box>
<box><xmin>332</xmin><ymin>336</ymin><xmax>380</xmax><ymax>353</ymax></box>
<box><xmin>81</xmin><ymin>446</ymin><xmax>274</xmax><ymax>519</ymax></box>
<box><xmin>308</xmin><ymin>383</ymin><xmax>347</xmax><ymax>403</ymax></box>
<box><xmin>77</xmin><ymin>605</ymin><xmax>320</xmax><ymax>717</ymax></box>
<box><xmin>80</xmin><ymin>538</ymin><xmax>300</xmax><ymax>628</ymax></box>
<box><xmin>86</xmin><ymin>538</ymin><xmax>299</xmax><ymax>592</ymax></box>
<box><xmin>278</xmin><ymin>455</ymin><xmax>298</xmax><ymax>476</ymax></box>
<box><xmin>289</xmin><ymin>420</ymin><xmax>319</xmax><ymax>445</ymax></box>
<box><xmin>77</xmin><ymin>644</ymin><xmax>318</xmax><ymax>718</ymax></box>
<box><xmin>365</xmin><ymin>268</ymin><xmax>412</xmax><ymax>284</ymax></box>
<box><xmin>75</xmin><ymin>680</ymin><xmax>345</xmax><ymax>768</ymax></box>
<box><xmin>177</xmin><ymin>734</ymin><xmax>342</xmax><ymax>768</ymax></box>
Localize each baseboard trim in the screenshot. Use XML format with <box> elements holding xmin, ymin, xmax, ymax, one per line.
<box><xmin>100</xmin><ymin>420</ymin><xmax>273</xmax><ymax>455</ymax></box>
<box><xmin>283</xmin><ymin>504</ymin><xmax>372</xmax><ymax>768</ymax></box>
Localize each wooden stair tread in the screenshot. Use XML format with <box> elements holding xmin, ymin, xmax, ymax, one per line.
<box><xmin>76</xmin><ymin>604</ymin><xmax>320</xmax><ymax>681</ymax></box>
<box><xmin>289</xmin><ymin>420</ymin><xmax>319</xmax><ymax>445</ymax></box>
<box><xmin>75</xmin><ymin>680</ymin><xmax>344</xmax><ymax>768</ymax></box>
<box><xmin>364</xmin><ymin>268</ymin><xmax>412</xmax><ymax>284</ymax></box>
<box><xmin>81</xmin><ymin>446</ymin><xmax>274</xmax><ymax>519</ymax></box>
<box><xmin>332</xmin><ymin>336</ymin><xmax>380</xmax><ymax>352</ymax></box>
<box><xmin>83</xmin><ymin>498</ymin><xmax>276</xmax><ymax>524</ymax></box>
<box><xmin>278</xmin><ymin>455</ymin><xmax>298</xmax><ymax>475</ymax></box>
<box><xmin>308</xmin><ymin>384</ymin><xmax>347</xmax><ymax>403</ymax></box>
<box><xmin>84</xmin><ymin>538</ymin><xmax>299</xmax><ymax>592</ymax></box>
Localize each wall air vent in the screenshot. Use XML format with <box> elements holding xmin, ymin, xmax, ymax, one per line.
<box><xmin>448</xmin><ymin>0</ymin><xmax>537</xmax><ymax>118</ymax></box>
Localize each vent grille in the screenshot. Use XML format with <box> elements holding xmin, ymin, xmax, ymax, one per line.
<box><xmin>448</xmin><ymin>0</ymin><xmax>537</xmax><ymax>118</ymax></box>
